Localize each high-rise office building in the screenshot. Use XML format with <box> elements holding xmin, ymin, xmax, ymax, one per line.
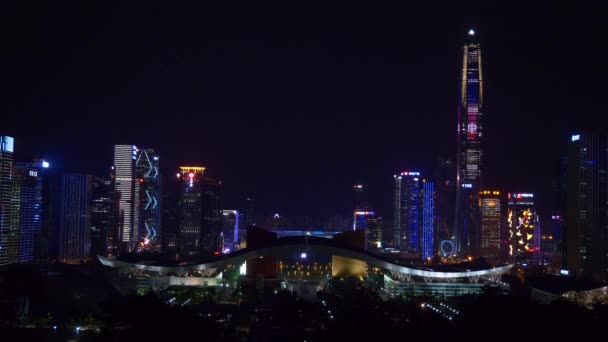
<box><xmin>178</xmin><ymin>166</ymin><xmax>205</xmax><ymax>254</ymax></box>
<box><xmin>201</xmin><ymin>177</ymin><xmax>222</xmax><ymax>254</ymax></box>
<box><xmin>353</xmin><ymin>209</ymin><xmax>381</xmax><ymax>249</ymax></box>
<box><xmin>366</xmin><ymin>214</ymin><xmax>382</xmax><ymax>250</ymax></box>
<box><xmin>91</xmin><ymin>175</ymin><xmax>119</xmax><ymax>257</ymax></box>
<box><xmin>551</xmin><ymin>157</ymin><xmax>568</xmax><ymax>266</ymax></box>
<box><xmin>567</xmin><ymin>133</ymin><xmax>608</xmax><ymax>281</ymax></box>
<box><xmin>433</xmin><ymin>158</ymin><xmax>456</xmax><ymax>246</ymax></box>
<box><xmin>507</xmin><ymin>193</ymin><xmax>539</xmax><ymax>262</ymax></box>
<box><xmin>421</xmin><ymin>180</ymin><xmax>435</xmax><ymax>261</ymax></box>
<box><xmin>114</xmin><ymin>145</ymin><xmax>161</xmax><ymax>252</ymax></box>
<box><xmin>394</xmin><ymin>171</ymin><xmax>421</xmax><ymax>251</ymax></box>
<box><xmin>135</xmin><ymin>148</ymin><xmax>161</xmax><ymax>250</ymax></box>
<box><xmin>353</xmin><ymin>184</ymin><xmax>371</xmax><ymax>230</ymax></box>
<box><xmin>161</xmin><ymin>172</ymin><xmax>181</xmax><ymax>252</ymax></box>
<box><xmin>455</xmin><ymin>29</ymin><xmax>484</xmax><ymax>255</ymax></box>
<box><xmin>478</xmin><ymin>190</ymin><xmax>501</xmax><ymax>262</ymax></box>
<box><xmin>12</xmin><ymin>160</ymin><xmax>47</xmax><ymax>263</ymax></box>
<box><xmin>59</xmin><ymin>174</ymin><xmax>92</xmax><ymax>263</ymax></box>
<box><xmin>0</xmin><ymin>136</ymin><xmax>15</xmax><ymax>266</ymax></box>
<box><xmin>114</xmin><ymin>145</ymin><xmax>137</xmax><ymax>249</ymax></box>
<box><xmin>222</xmin><ymin>210</ymin><xmax>238</xmax><ymax>252</ymax></box>
<box><xmin>354</xmin><ymin>210</ymin><xmax>374</xmax><ymax>231</ymax></box>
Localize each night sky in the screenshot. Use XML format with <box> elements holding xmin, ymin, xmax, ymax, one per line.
<box><xmin>2</xmin><ymin>2</ymin><xmax>607</xmax><ymax>219</ymax></box>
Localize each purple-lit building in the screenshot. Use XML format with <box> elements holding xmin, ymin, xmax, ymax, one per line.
<box><xmin>455</xmin><ymin>29</ymin><xmax>484</xmax><ymax>255</ymax></box>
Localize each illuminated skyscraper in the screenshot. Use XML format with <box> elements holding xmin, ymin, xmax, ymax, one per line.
<box><xmin>12</xmin><ymin>160</ymin><xmax>48</xmax><ymax>263</ymax></box>
<box><xmin>567</xmin><ymin>133</ymin><xmax>608</xmax><ymax>281</ymax></box>
<box><xmin>114</xmin><ymin>145</ymin><xmax>137</xmax><ymax>248</ymax></box>
<box><xmin>222</xmin><ymin>210</ymin><xmax>238</xmax><ymax>252</ymax></box>
<box><xmin>353</xmin><ymin>184</ymin><xmax>370</xmax><ymax>230</ymax></box>
<box><xmin>178</xmin><ymin>167</ymin><xmax>205</xmax><ymax>253</ymax></box>
<box><xmin>478</xmin><ymin>190</ymin><xmax>501</xmax><ymax>262</ymax></box>
<box><xmin>0</xmin><ymin>136</ymin><xmax>15</xmax><ymax>266</ymax></box>
<box><xmin>455</xmin><ymin>29</ymin><xmax>484</xmax><ymax>255</ymax></box>
<box><xmin>421</xmin><ymin>180</ymin><xmax>435</xmax><ymax>260</ymax></box>
<box><xmin>135</xmin><ymin>148</ymin><xmax>161</xmax><ymax>250</ymax></box>
<box><xmin>113</xmin><ymin>145</ymin><xmax>161</xmax><ymax>252</ymax></box>
<box><xmin>507</xmin><ymin>193</ymin><xmax>538</xmax><ymax>262</ymax></box>
<box><xmin>394</xmin><ymin>171</ymin><xmax>421</xmax><ymax>251</ymax></box>
<box><xmin>59</xmin><ymin>174</ymin><xmax>92</xmax><ymax>263</ymax></box>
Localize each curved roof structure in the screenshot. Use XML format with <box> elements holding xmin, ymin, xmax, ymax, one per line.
<box><xmin>98</xmin><ymin>236</ymin><xmax>512</xmax><ymax>280</ymax></box>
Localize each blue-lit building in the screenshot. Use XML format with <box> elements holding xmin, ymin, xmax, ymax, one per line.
<box><xmin>59</xmin><ymin>174</ymin><xmax>92</xmax><ymax>263</ymax></box>
<box><xmin>135</xmin><ymin>148</ymin><xmax>161</xmax><ymax>251</ymax></box>
<box><xmin>222</xmin><ymin>209</ymin><xmax>239</xmax><ymax>251</ymax></box>
<box><xmin>12</xmin><ymin>160</ymin><xmax>48</xmax><ymax>263</ymax></box>
<box><xmin>455</xmin><ymin>29</ymin><xmax>484</xmax><ymax>256</ymax></box>
<box><xmin>394</xmin><ymin>171</ymin><xmax>421</xmax><ymax>252</ymax></box>
<box><xmin>421</xmin><ymin>180</ymin><xmax>435</xmax><ymax>260</ymax></box>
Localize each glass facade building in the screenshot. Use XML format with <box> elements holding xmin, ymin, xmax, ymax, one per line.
<box><xmin>59</xmin><ymin>174</ymin><xmax>92</xmax><ymax>263</ymax></box>
<box><xmin>567</xmin><ymin>133</ymin><xmax>608</xmax><ymax>281</ymax></box>
<box><xmin>114</xmin><ymin>145</ymin><xmax>137</xmax><ymax>248</ymax></box>
<box><xmin>135</xmin><ymin>148</ymin><xmax>161</xmax><ymax>250</ymax></box>
<box><xmin>394</xmin><ymin>171</ymin><xmax>421</xmax><ymax>252</ymax></box>
<box><xmin>178</xmin><ymin>167</ymin><xmax>206</xmax><ymax>254</ymax></box>
<box><xmin>421</xmin><ymin>180</ymin><xmax>435</xmax><ymax>260</ymax></box>
<box><xmin>222</xmin><ymin>209</ymin><xmax>238</xmax><ymax>251</ymax></box>
<box><xmin>201</xmin><ymin>177</ymin><xmax>223</xmax><ymax>254</ymax></box>
<box><xmin>12</xmin><ymin>161</ymin><xmax>46</xmax><ymax>263</ymax></box>
<box><xmin>455</xmin><ymin>30</ymin><xmax>484</xmax><ymax>255</ymax></box>
<box><xmin>479</xmin><ymin>190</ymin><xmax>501</xmax><ymax>262</ymax></box>
<box><xmin>91</xmin><ymin>175</ymin><xmax>119</xmax><ymax>257</ymax></box>
<box><xmin>0</xmin><ymin>136</ymin><xmax>15</xmax><ymax>266</ymax></box>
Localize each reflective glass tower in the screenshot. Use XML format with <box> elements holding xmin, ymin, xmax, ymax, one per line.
<box><xmin>455</xmin><ymin>29</ymin><xmax>484</xmax><ymax>255</ymax></box>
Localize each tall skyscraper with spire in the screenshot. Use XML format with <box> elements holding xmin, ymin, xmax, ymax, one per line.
<box><xmin>455</xmin><ymin>29</ymin><xmax>484</xmax><ymax>255</ymax></box>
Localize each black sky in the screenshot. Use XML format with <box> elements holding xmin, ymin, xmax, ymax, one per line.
<box><xmin>2</xmin><ymin>2</ymin><xmax>607</xmax><ymax>219</ymax></box>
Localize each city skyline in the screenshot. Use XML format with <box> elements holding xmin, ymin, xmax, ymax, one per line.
<box><xmin>3</xmin><ymin>4</ymin><xmax>608</xmax><ymax>339</ymax></box>
<box><xmin>3</xmin><ymin>3</ymin><xmax>607</xmax><ymax>220</ymax></box>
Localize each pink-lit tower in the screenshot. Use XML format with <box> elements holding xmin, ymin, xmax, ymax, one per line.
<box><xmin>455</xmin><ymin>29</ymin><xmax>484</xmax><ymax>255</ymax></box>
